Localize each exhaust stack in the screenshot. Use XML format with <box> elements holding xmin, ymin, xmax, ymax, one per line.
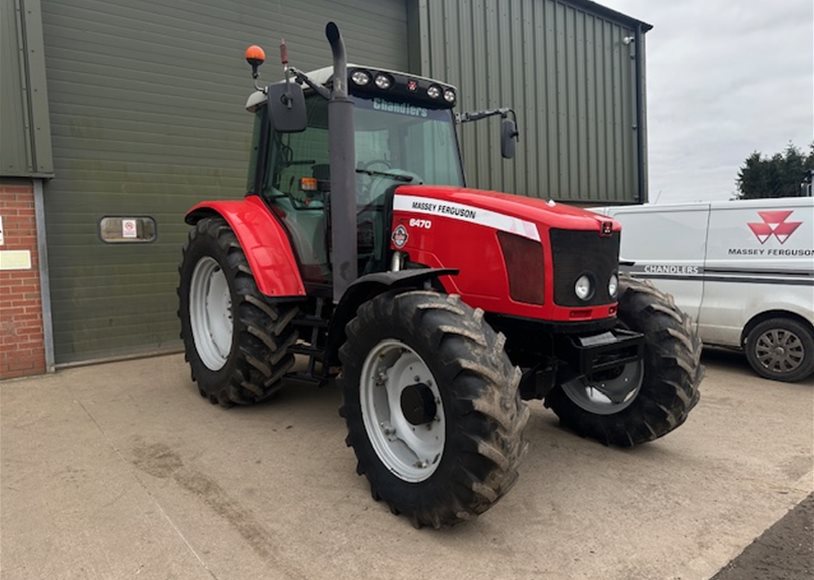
<box><xmin>325</xmin><ymin>22</ymin><xmax>357</xmax><ymax>302</ymax></box>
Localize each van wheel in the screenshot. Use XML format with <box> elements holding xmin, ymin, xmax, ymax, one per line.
<box><xmin>744</xmin><ymin>318</ymin><xmax>814</xmax><ymax>382</ymax></box>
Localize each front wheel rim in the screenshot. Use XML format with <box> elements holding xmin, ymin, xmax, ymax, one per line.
<box><xmin>561</xmin><ymin>360</ymin><xmax>644</xmax><ymax>415</ymax></box>
<box><xmin>189</xmin><ymin>256</ymin><xmax>233</xmax><ymax>371</ymax></box>
<box><xmin>754</xmin><ymin>328</ymin><xmax>804</xmax><ymax>374</ymax></box>
<box><xmin>360</xmin><ymin>340</ymin><xmax>445</xmax><ymax>483</ymax></box>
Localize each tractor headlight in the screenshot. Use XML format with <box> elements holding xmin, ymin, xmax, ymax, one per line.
<box><xmin>427</xmin><ymin>85</ymin><xmax>442</xmax><ymax>99</ymax></box>
<box><xmin>351</xmin><ymin>70</ymin><xmax>371</xmax><ymax>86</ymax></box>
<box><xmin>443</xmin><ymin>89</ymin><xmax>456</xmax><ymax>103</ymax></box>
<box><xmin>374</xmin><ymin>73</ymin><xmax>393</xmax><ymax>90</ymax></box>
<box><xmin>575</xmin><ymin>275</ymin><xmax>593</xmax><ymax>301</ymax></box>
<box><xmin>608</xmin><ymin>273</ymin><xmax>619</xmax><ymax>298</ymax></box>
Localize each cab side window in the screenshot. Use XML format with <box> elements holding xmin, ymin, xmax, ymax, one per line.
<box><xmin>267</xmin><ymin>97</ymin><xmax>330</xmax><ymax>207</ymax></box>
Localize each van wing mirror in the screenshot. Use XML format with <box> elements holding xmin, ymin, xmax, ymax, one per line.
<box><xmin>501</xmin><ymin>118</ymin><xmax>518</xmax><ymax>159</ymax></box>
<box><xmin>267</xmin><ymin>82</ymin><xmax>307</xmax><ymax>133</ymax></box>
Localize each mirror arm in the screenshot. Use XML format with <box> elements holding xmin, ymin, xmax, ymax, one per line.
<box><xmin>251</xmin><ymin>67</ymin><xmax>265</xmax><ymax>93</ymax></box>
<box><xmin>289</xmin><ymin>66</ymin><xmax>331</xmax><ymax>100</ymax></box>
<box><xmin>456</xmin><ymin>107</ymin><xmax>513</xmax><ymax>124</ymax></box>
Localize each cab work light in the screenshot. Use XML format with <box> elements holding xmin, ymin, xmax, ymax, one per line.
<box><xmin>351</xmin><ymin>70</ymin><xmax>371</xmax><ymax>85</ymax></box>
<box><xmin>497</xmin><ymin>231</ymin><xmax>545</xmax><ymax>304</ymax></box>
<box><xmin>374</xmin><ymin>73</ymin><xmax>393</xmax><ymax>89</ymax></box>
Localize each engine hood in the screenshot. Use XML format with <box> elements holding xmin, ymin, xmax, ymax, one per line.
<box><xmin>393</xmin><ymin>185</ymin><xmax>619</xmax><ymax>234</ymax></box>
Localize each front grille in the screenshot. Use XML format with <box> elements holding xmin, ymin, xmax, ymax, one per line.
<box><xmin>550</xmin><ymin>229</ymin><xmax>620</xmax><ymax>306</ymax></box>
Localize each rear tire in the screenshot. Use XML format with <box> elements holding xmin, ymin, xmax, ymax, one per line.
<box><xmin>339</xmin><ymin>291</ymin><xmax>529</xmax><ymax>528</ymax></box>
<box><xmin>546</xmin><ymin>275</ymin><xmax>702</xmax><ymax>446</ymax></box>
<box><xmin>744</xmin><ymin>317</ymin><xmax>814</xmax><ymax>382</ymax></box>
<box><xmin>178</xmin><ymin>217</ymin><xmax>298</xmax><ymax>407</ymax></box>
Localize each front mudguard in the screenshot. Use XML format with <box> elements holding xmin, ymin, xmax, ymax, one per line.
<box><xmin>323</xmin><ymin>268</ymin><xmax>458</xmax><ymax>366</ymax></box>
<box><xmin>185</xmin><ymin>195</ymin><xmax>306</xmax><ymax>297</ymax></box>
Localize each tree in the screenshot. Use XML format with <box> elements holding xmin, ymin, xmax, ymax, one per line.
<box><xmin>735</xmin><ymin>143</ymin><xmax>814</xmax><ymax>199</ymax></box>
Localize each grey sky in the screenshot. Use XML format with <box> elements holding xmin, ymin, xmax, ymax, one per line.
<box><xmin>602</xmin><ymin>0</ymin><xmax>814</xmax><ymax>203</ymax></box>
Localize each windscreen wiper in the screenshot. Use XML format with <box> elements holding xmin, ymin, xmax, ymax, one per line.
<box><xmin>355</xmin><ymin>168</ymin><xmax>414</xmax><ymax>182</ymax></box>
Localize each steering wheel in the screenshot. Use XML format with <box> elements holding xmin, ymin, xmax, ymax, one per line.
<box><xmin>362</xmin><ymin>159</ymin><xmax>392</xmax><ymax>171</ymax></box>
<box><xmin>357</xmin><ymin>169</ymin><xmax>424</xmax><ymax>216</ymax></box>
<box><xmin>358</xmin><ymin>159</ymin><xmax>393</xmax><ymax>198</ymax></box>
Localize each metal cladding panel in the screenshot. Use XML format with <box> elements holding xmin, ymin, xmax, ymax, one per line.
<box><xmin>420</xmin><ymin>0</ymin><xmax>644</xmax><ymax>203</ymax></box>
<box><xmin>1</xmin><ymin>0</ymin><xmax>53</xmax><ymax>177</ymax></box>
<box><xmin>41</xmin><ymin>0</ymin><xmax>408</xmax><ymax>363</ymax></box>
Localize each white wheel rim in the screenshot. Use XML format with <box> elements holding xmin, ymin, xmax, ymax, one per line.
<box><xmin>189</xmin><ymin>256</ymin><xmax>233</xmax><ymax>371</ymax></box>
<box><xmin>561</xmin><ymin>360</ymin><xmax>644</xmax><ymax>415</ymax></box>
<box><xmin>360</xmin><ymin>339</ymin><xmax>445</xmax><ymax>483</ymax></box>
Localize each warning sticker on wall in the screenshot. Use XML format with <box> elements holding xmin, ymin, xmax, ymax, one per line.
<box><xmin>122</xmin><ymin>219</ymin><xmax>137</xmax><ymax>239</ymax></box>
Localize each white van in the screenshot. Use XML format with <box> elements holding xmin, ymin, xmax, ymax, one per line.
<box><xmin>593</xmin><ymin>197</ymin><xmax>814</xmax><ymax>382</ymax></box>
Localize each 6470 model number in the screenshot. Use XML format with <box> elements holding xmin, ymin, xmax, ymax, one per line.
<box><xmin>409</xmin><ymin>218</ymin><xmax>432</xmax><ymax>229</ymax></box>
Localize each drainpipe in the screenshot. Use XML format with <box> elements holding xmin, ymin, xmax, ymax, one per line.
<box><xmin>634</xmin><ymin>23</ymin><xmax>647</xmax><ymax>204</ymax></box>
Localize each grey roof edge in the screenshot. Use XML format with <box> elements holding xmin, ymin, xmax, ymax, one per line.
<box><xmin>560</xmin><ymin>0</ymin><xmax>653</xmax><ymax>32</ymax></box>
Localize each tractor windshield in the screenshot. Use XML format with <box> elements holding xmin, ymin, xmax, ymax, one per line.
<box><xmin>352</xmin><ymin>96</ymin><xmax>464</xmax><ymax>201</ymax></box>
<box><xmin>263</xmin><ymin>93</ymin><xmax>463</xmax><ymax>285</ymax></box>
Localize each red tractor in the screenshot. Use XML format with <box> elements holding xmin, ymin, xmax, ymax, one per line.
<box><xmin>178</xmin><ymin>23</ymin><xmax>702</xmax><ymax>528</ymax></box>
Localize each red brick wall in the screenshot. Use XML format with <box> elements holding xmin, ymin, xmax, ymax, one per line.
<box><xmin>1</xmin><ymin>179</ymin><xmax>46</xmax><ymax>379</ymax></box>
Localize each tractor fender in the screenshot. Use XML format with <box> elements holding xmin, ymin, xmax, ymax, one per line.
<box><xmin>324</xmin><ymin>268</ymin><xmax>458</xmax><ymax>366</ymax></box>
<box><xmin>185</xmin><ymin>196</ymin><xmax>306</xmax><ymax>297</ymax></box>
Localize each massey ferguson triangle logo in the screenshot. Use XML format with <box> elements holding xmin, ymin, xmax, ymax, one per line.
<box><xmin>747</xmin><ymin>210</ymin><xmax>802</xmax><ymax>245</ymax></box>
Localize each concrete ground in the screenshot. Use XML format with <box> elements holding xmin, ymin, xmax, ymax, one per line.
<box><xmin>1</xmin><ymin>350</ymin><xmax>812</xmax><ymax>580</ymax></box>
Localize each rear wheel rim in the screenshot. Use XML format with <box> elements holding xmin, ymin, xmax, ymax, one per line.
<box><xmin>360</xmin><ymin>339</ymin><xmax>445</xmax><ymax>483</ymax></box>
<box><xmin>189</xmin><ymin>256</ymin><xmax>233</xmax><ymax>371</ymax></box>
<box><xmin>561</xmin><ymin>360</ymin><xmax>644</xmax><ymax>415</ymax></box>
<box><xmin>754</xmin><ymin>328</ymin><xmax>804</xmax><ymax>374</ymax></box>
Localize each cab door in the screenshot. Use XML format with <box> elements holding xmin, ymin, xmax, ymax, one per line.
<box><xmin>604</xmin><ymin>205</ymin><xmax>710</xmax><ymax>323</ymax></box>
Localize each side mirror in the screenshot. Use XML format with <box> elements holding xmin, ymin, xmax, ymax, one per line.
<box><xmin>501</xmin><ymin>118</ymin><xmax>519</xmax><ymax>159</ymax></box>
<box><xmin>267</xmin><ymin>82</ymin><xmax>307</xmax><ymax>133</ymax></box>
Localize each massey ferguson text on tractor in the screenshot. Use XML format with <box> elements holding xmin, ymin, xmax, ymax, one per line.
<box><xmin>178</xmin><ymin>23</ymin><xmax>703</xmax><ymax>528</ymax></box>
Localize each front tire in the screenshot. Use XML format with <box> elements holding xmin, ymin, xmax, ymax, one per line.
<box><xmin>744</xmin><ymin>317</ymin><xmax>814</xmax><ymax>382</ymax></box>
<box><xmin>339</xmin><ymin>291</ymin><xmax>529</xmax><ymax>528</ymax></box>
<box><xmin>178</xmin><ymin>217</ymin><xmax>298</xmax><ymax>407</ymax></box>
<box><xmin>546</xmin><ymin>275</ymin><xmax>702</xmax><ymax>446</ymax></box>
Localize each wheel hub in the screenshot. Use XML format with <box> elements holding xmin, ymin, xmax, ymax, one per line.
<box><xmin>400</xmin><ymin>383</ymin><xmax>438</xmax><ymax>425</ymax></box>
<box><xmin>360</xmin><ymin>340</ymin><xmax>445</xmax><ymax>482</ymax></box>
<box><xmin>756</xmin><ymin>328</ymin><xmax>803</xmax><ymax>373</ymax></box>
<box><xmin>561</xmin><ymin>360</ymin><xmax>644</xmax><ymax>415</ymax></box>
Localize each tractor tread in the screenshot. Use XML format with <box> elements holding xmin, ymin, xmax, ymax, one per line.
<box><xmin>546</xmin><ymin>273</ymin><xmax>702</xmax><ymax>447</ymax></box>
<box><xmin>178</xmin><ymin>216</ymin><xmax>299</xmax><ymax>407</ymax></box>
<box><xmin>339</xmin><ymin>290</ymin><xmax>528</xmax><ymax>528</ymax></box>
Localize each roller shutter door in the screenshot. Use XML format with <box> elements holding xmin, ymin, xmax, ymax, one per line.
<box><xmin>41</xmin><ymin>0</ymin><xmax>408</xmax><ymax>363</ymax></box>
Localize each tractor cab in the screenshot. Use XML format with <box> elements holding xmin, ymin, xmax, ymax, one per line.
<box><xmin>245</xmin><ymin>65</ymin><xmax>466</xmax><ymax>289</ymax></box>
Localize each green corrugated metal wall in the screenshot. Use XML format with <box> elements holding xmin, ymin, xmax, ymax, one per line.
<box><xmin>40</xmin><ymin>0</ymin><xmax>409</xmax><ymax>363</ymax></box>
<box><xmin>416</xmin><ymin>0</ymin><xmax>644</xmax><ymax>203</ymax></box>
<box><xmin>1</xmin><ymin>0</ymin><xmax>53</xmax><ymax>177</ymax></box>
